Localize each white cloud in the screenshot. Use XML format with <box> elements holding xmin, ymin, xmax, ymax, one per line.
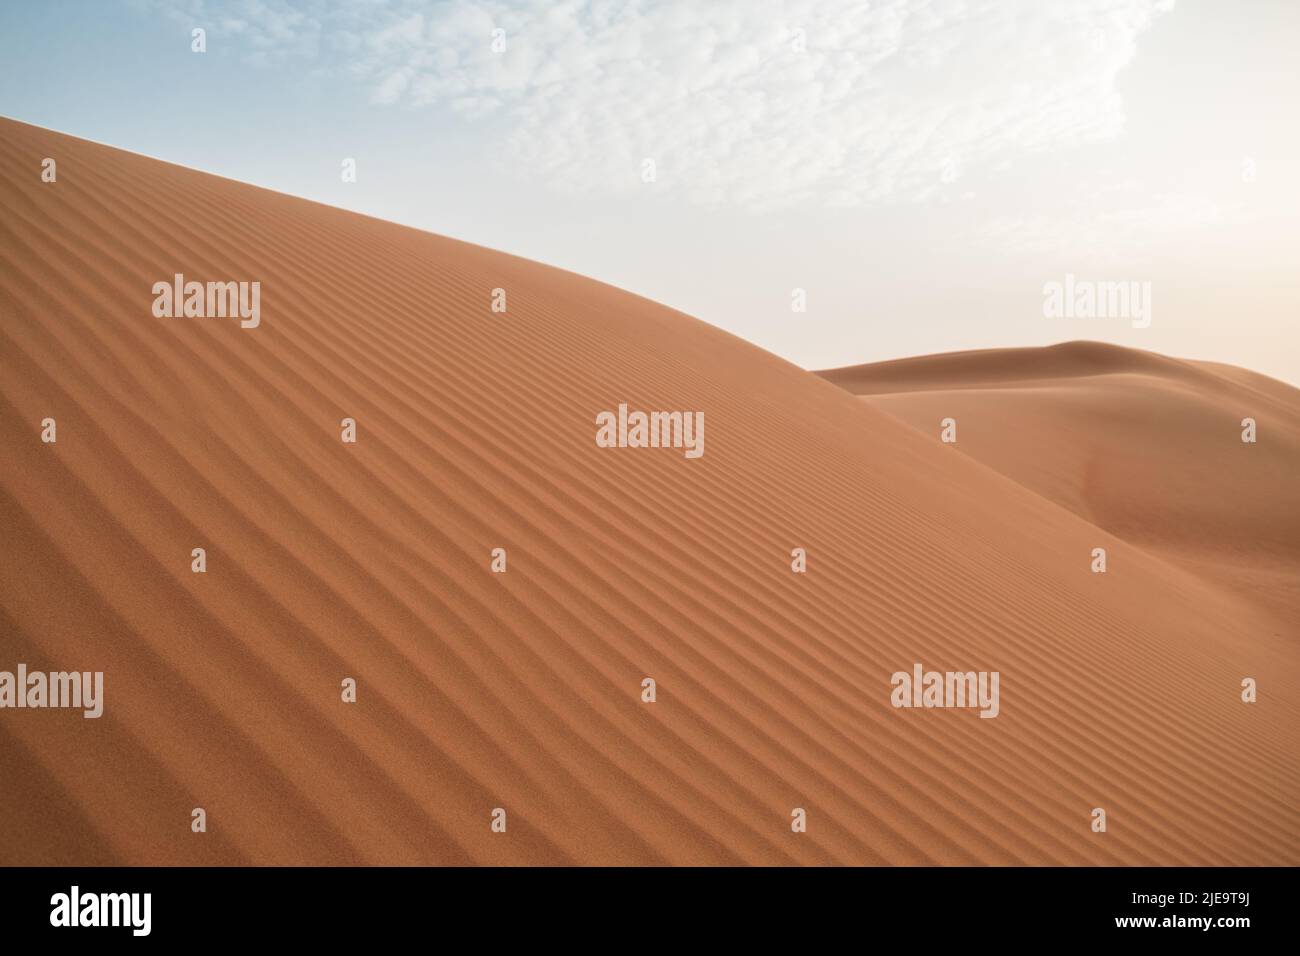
<box><xmin>178</xmin><ymin>0</ymin><xmax>1177</xmax><ymax>211</ymax></box>
<box><xmin>151</xmin><ymin>0</ymin><xmax>327</xmax><ymax>60</ymax></box>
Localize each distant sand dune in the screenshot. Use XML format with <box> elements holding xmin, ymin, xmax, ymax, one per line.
<box><xmin>2</xmin><ymin>118</ymin><xmax>1297</xmax><ymax>865</ymax></box>
<box><xmin>819</xmin><ymin>342</ymin><xmax>1300</xmax><ymax>622</ymax></box>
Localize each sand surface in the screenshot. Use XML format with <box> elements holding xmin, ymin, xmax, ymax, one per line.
<box><xmin>2</xmin><ymin>118</ymin><xmax>1297</xmax><ymax>865</ymax></box>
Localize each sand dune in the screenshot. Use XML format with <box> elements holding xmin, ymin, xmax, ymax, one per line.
<box><xmin>2</xmin><ymin>117</ymin><xmax>1297</xmax><ymax>865</ymax></box>
<box><xmin>819</xmin><ymin>342</ymin><xmax>1300</xmax><ymax>623</ymax></box>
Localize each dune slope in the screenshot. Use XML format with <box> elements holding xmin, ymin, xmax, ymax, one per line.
<box><xmin>819</xmin><ymin>342</ymin><xmax>1300</xmax><ymax>622</ymax></box>
<box><xmin>2</xmin><ymin>118</ymin><xmax>1298</xmax><ymax>865</ymax></box>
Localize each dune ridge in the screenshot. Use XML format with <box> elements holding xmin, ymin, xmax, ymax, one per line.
<box><xmin>2</xmin><ymin>117</ymin><xmax>1297</xmax><ymax>865</ymax></box>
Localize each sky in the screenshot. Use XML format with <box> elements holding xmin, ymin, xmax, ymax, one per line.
<box><xmin>1</xmin><ymin>0</ymin><xmax>1297</xmax><ymax>383</ymax></box>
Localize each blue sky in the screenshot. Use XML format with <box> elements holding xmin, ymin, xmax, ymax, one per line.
<box><xmin>2</xmin><ymin>0</ymin><xmax>1297</xmax><ymax>383</ymax></box>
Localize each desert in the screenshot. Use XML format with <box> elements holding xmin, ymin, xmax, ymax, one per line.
<box><xmin>1</xmin><ymin>115</ymin><xmax>1297</xmax><ymax>867</ymax></box>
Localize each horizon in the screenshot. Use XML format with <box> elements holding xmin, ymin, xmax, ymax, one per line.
<box><xmin>1</xmin><ymin>1</ymin><xmax>1297</xmax><ymax>385</ymax></box>
<box><xmin>8</xmin><ymin>110</ymin><xmax>1296</xmax><ymax>390</ymax></box>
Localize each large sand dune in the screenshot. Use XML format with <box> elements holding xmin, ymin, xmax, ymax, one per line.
<box><xmin>2</xmin><ymin>117</ymin><xmax>1297</xmax><ymax>865</ymax></box>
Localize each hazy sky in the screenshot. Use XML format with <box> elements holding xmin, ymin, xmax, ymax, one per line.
<box><xmin>2</xmin><ymin>0</ymin><xmax>1296</xmax><ymax>383</ymax></box>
